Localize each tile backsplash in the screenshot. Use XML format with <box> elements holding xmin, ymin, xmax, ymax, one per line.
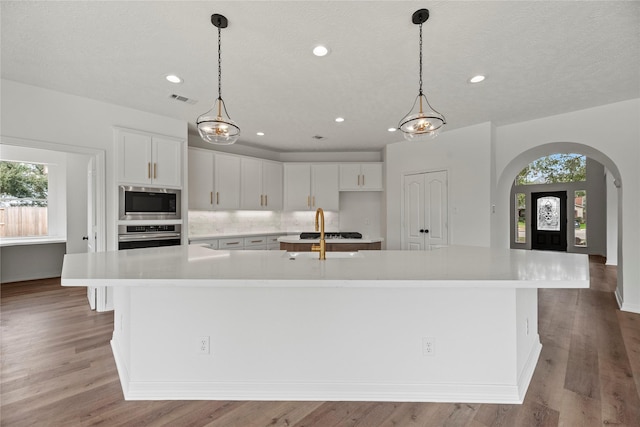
<box><xmin>188</xmin><ymin>210</ymin><xmax>340</xmax><ymax>237</ymax></box>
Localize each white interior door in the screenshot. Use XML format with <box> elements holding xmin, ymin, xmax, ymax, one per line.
<box><xmin>402</xmin><ymin>171</ymin><xmax>448</xmax><ymax>250</ymax></box>
<box><xmin>86</xmin><ymin>156</ymin><xmax>97</xmax><ymax>309</ymax></box>
<box><xmin>425</xmin><ymin>171</ymin><xmax>448</xmax><ymax>247</ymax></box>
<box><xmin>403</xmin><ymin>174</ymin><xmax>426</xmax><ymax>250</ymax></box>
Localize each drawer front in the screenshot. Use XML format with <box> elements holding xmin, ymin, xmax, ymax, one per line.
<box><xmin>244</xmin><ymin>236</ymin><xmax>267</xmax><ymax>247</ymax></box>
<box><xmin>218</xmin><ymin>238</ymin><xmax>244</xmax><ymax>250</ymax></box>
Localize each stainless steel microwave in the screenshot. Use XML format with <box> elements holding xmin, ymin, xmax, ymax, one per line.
<box><xmin>119</xmin><ymin>186</ymin><xmax>181</xmax><ymax>220</ymax></box>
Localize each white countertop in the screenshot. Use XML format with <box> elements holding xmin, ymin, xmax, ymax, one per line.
<box><xmin>61</xmin><ymin>245</ymin><xmax>589</xmax><ymax>289</ymax></box>
<box><xmin>278</xmin><ymin>236</ymin><xmax>383</xmax><ymax>244</ymax></box>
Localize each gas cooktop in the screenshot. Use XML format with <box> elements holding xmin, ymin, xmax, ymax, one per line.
<box><xmin>299</xmin><ymin>232</ymin><xmax>362</xmax><ymax>239</ymax></box>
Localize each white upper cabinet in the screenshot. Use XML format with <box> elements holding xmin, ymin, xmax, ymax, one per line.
<box><xmin>118</xmin><ymin>129</ymin><xmax>182</xmax><ymax>188</ymax></box>
<box><xmin>188</xmin><ymin>148</ymin><xmax>214</xmax><ymax>210</ymax></box>
<box><xmin>262</xmin><ymin>161</ymin><xmax>283</xmax><ymax>210</ymax></box>
<box><xmin>240</xmin><ymin>158</ymin><xmax>283</xmax><ymax>210</ymax></box>
<box><xmin>214</xmin><ymin>153</ymin><xmax>241</xmax><ymax>210</ymax></box>
<box><xmin>284</xmin><ymin>163</ymin><xmax>339</xmax><ymax>211</ymax></box>
<box><xmin>339</xmin><ymin>163</ymin><xmax>383</xmax><ymax>191</ymax></box>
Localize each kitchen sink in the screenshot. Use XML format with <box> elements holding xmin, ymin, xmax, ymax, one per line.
<box><xmin>283</xmin><ymin>251</ymin><xmax>364</xmax><ymax>259</ymax></box>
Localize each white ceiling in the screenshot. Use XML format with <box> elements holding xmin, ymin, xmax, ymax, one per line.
<box><xmin>2</xmin><ymin>1</ymin><xmax>639</xmax><ymax>153</ymax></box>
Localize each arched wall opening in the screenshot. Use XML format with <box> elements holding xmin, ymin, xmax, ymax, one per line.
<box><xmin>494</xmin><ymin>142</ymin><xmax>622</xmax><ymax>300</ymax></box>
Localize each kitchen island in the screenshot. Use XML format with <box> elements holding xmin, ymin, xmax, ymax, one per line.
<box><xmin>61</xmin><ymin>245</ymin><xmax>589</xmax><ymax>403</ymax></box>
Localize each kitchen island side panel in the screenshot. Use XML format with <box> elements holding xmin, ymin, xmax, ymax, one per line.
<box><xmin>111</xmin><ymin>283</ymin><xmax>540</xmax><ymax>402</ymax></box>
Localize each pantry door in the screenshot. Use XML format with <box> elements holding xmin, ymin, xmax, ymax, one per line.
<box><xmin>402</xmin><ymin>171</ymin><xmax>448</xmax><ymax>250</ymax></box>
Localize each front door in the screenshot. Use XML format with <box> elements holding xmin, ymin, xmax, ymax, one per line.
<box><xmin>531</xmin><ymin>191</ymin><xmax>567</xmax><ymax>251</ymax></box>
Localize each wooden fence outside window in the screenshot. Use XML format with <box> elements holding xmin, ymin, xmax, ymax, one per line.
<box><xmin>0</xmin><ymin>207</ymin><xmax>48</xmax><ymax>237</ymax></box>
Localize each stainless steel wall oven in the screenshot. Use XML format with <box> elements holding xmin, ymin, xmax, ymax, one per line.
<box><xmin>118</xmin><ymin>224</ymin><xmax>182</xmax><ymax>250</ymax></box>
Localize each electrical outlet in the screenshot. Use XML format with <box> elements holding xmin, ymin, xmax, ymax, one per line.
<box><xmin>198</xmin><ymin>336</ymin><xmax>210</xmax><ymax>355</ymax></box>
<box><xmin>422</xmin><ymin>337</ymin><xmax>435</xmax><ymax>356</ymax></box>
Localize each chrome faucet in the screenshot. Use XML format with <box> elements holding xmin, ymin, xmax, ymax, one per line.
<box><xmin>311</xmin><ymin>208</ymin><xmax>326</xmax><ymax>260</ymax></box>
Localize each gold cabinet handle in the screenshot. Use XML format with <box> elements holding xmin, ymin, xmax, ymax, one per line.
<box><xmin>260</xmin><ymin>195</ymin><xmax>264</xmax><ymax>206</ymax></box>
<box><xmin>226</xmin><ymin>241</ymin><xmax>240</xmax><ymax>245</ymax></box>
<box><xmin>307</xmin><ymin>196</ymin><xmax>311</xmax><ymax>207</ymax></box>
<box><xmin>251</xmin><ymin>240</ymin><xmax>262</xmax><ymax>243</ymax></box>
<box><xmin>216</xmin><ymin>192</ymin><xmax>219</xmax><ymax>205</ymax></box>
<box><xmin>265</xmin><ymin>195</ymin><xmax>267</xmax><ymax>206</ymax></box>
<box><xmin>312</xmin><ymin>196</ymin><xmax>315</xmax><ymax>207</ymax></box>
<box><xmin>153</xmin><ymin>163</ymin><xmax>157</xmax><ymax>179</ymax></box>
<box><xmin>210</xmin><ymin>191</ymin><xmax>213</xmax><ymax>205</ymax></box>
<box><xmin>362</xmin><ymin>174</ymin><xmax>365</xmax><ymax>186</ymax></box>
<box><xmin>147</xmin><ymin>162</ymin><xmax>151</xmax><ymax>179</ymax></box>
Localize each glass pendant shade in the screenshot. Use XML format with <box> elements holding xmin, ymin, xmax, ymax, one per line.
<box><xmin>197</xmin><ymin>98</ymin><xmax>240</xmax><ymax>145</ymax></box>
<box><xmin>398</xmin><ymin>93</ymin><xmax>446</xmax><ymax>140</ymax></box>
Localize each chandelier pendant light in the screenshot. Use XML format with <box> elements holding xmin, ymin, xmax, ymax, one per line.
<box><xmin>398</xmin><ymin>9</ymin><xmax>446</xmax><ymax>140</ymax></box>
<box><xmin>197</xmin><ymin>14</ymin><xmax>240</xmax><ymax>145</ymax></box>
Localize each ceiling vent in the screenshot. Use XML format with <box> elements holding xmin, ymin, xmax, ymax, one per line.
<box><xmin>169</xmin><ymin>94</ymin><xmax>197</xmax><ymax>105</ymax></box>
<box><xmin>312</xmin><ymin>135</ymin><xmax>325</xmax><ymax>140</ymax></box>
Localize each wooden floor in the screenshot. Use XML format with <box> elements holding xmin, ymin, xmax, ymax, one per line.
<box><xmin>1</xmin><ymin>256</ymin><xmax>639</xmax><ymax>426</ymax></box>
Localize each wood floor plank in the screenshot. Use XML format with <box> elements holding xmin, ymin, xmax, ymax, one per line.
<box><xmin>1</xmin><ymin>257</ymin><xmax>639</xmax><ymax>426</ymax></box>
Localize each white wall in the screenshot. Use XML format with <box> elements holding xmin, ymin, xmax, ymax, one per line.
<box><xmin>384</xmin><ymin>122</ymin><xmax>493</xmax><ymax>249</ymax></box>
<box><xmin>0</xmin><ymin>243</ymin><xmax>66</xmax><ymax>283</ymax></box>
<box><xmin>606</xmin><ymin>170</ymin><xmax>618</xmax><ymax>265</ymax></box>
<box><xmin>1</xmin><ymin>79</ymin><xmax>187</xmax><ymax>251</ymax></box>
<box><xmin>493</xmin><ymin>99</ymin><xmax>640</xmax><ymax>313</ymax></box>
<box><xmin>339</xmin><ymin>192</ymin><xmax>383</xmax><ymax>241</ymax></box>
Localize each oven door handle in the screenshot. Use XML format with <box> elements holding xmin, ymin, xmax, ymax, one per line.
<box><xmin>118</xmin><ymin>233</ymin><xmax>181</xmax><ymax>242</ymax></box>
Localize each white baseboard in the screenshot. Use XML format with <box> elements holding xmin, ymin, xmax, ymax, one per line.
<box><xmin>121</xmin><ymin>380</ymin><xmax>525</xmax><ymax>404</ymax></box>
<box><xmin>517</xmin><ymin>338</ymin><xmax>542</xmax><ymax>401</ymax></box>
<box><xmin>111</xmin><ymin>339</ymin><xmax>131</xmax><ymax>398</ymax></box>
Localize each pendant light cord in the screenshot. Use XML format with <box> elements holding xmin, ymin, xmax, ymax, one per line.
<box><xmin>418</xmin><ymin>22</ymin><xmax>423</xmax><ymax>96</ymax></box>
<box><xmin>217</xmin><ymin>25</ymin><xmax>222</xmax><ymax>100</ymax></box>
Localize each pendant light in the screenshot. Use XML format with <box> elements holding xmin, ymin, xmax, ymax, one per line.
<box><xmin>197</xmin><ymin>14</ymin><xmax>240</xmax><ymax>145</ymax></box>
<box><xmin>398</xmin><ymin>9</ymin><xmax>446</xmax><ymax>140</ymax></box>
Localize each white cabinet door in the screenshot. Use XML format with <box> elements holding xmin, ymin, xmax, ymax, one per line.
<box><xmin>339</xmin><ymin>164</ymin><xmax>361</xmax><ymax>191</ymax></box>
<box><xmin>262</xmin><ymin>161</ymin><xmax>283</xmax><ymax>210</ymax></box>
<box><xmin>188</xmin><ymin>148</ymin><xmax>214</xmax><ymax>210</ymax></box>
<box><xmin>311</xmin><ymin>164</ymin><xmax>339</xmax><ymax>210</ymax></box>
<box><xmin>240</xmin><ymin>157</ymin><xmax>263</xmax><ymax>210</ymax></box>
<box><xmin>119</xmin><ymin>131</ymin><xmax>152</xmax><ymax>184</ymax></box>
<box><xmin>360</xmin><ymin>163</ymin><xmax>383</xmax><ymax>191</ymax></box>
<box><xmin>339</xmin><ymin>163</ymin><xmax>383</xmax><ymax>191</ymax></box>
<box><xmin>152</xmin><ymin>137</ymin><xmax>182</xmax><ymax>187</ymax></box>
<box><xmin>214</xmin><ymin>153</ymin><xmax>241</xmax><ymax>210</ymax></box>
<box><xmin>284</xmin><ymin>164</ymin><xmax>312</xmax><ymax>210</ymax></box>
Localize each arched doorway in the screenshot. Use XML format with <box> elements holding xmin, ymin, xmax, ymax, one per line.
<box><xmin>494</xmin><ymin>142</ymin><xmax>623</xmax><ymax>302</ymax></box>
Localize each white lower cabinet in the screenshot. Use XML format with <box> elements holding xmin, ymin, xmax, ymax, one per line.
<box><xmin>218</xmin><ymin>237</ymin><xmax>244</xmax><ymax>250</ymax></box>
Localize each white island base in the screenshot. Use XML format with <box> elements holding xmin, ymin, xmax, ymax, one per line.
<box><xmin>61</xmin><ymin>245</ymin><xmax>589</xmax><ymax>403</ymax></box>
<box><xmin>112</xmin><ymin>285</ymin><xmax>540</xmax><ymax>403</ymax></box>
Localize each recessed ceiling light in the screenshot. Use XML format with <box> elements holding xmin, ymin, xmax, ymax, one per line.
<box><xmin>313</xmin><ymin>45</ymin><xmax>329</xmax><ymax>57</ymax></box>
<box><xmin>256</xmin><ymin>132</ymin><xmax>265</xmax><ymax>136</ymax></box>
<box><xmin>335</xmin><ymin>117</ymin><xmax>344</xmax><ymax>123</ymax></box>
<box><xmin>388</xmin><ymin>127</ymin><xmax>397</xmax><ymax>132</ymax></box>
<box><xmin>165</xmin><ymin>74</ymin><xmax>183</xmax><ymax>84</ymax></box>
<box><xmin>469</xmin><ymin>75</ymin><xmax>485</xmax><ymax>83</ymax></box>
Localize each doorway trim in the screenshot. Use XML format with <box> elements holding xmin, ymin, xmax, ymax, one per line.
<box><xmin>0</xmin><ymin>135</ymin><xmax>106</xmax><ymax>253</ymax></box>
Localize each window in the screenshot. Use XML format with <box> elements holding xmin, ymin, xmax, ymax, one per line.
<box><xmin>0</xmin><ymin>161</ymin><xmax>49</xmax><ymax>237</ymax></box>
<box><xmin>516</xmin><ymin>153</ymin><xmax>586</xmax><ymax>185</ymax></box>
<box><xmin>575</xmin><ymin>190</ymin><xmax>587</xmax><ymax>247</ymax></box>
<box><xmin>515</xmin><ymin>192</ymin><xmax>525</xmax><ymax>243</ymax></box>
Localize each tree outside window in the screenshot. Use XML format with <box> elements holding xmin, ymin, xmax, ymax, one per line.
<box><xmin>0</xmin><ymin>161</ymin><xmax>49</xmax><ymax>237</ymax></box>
